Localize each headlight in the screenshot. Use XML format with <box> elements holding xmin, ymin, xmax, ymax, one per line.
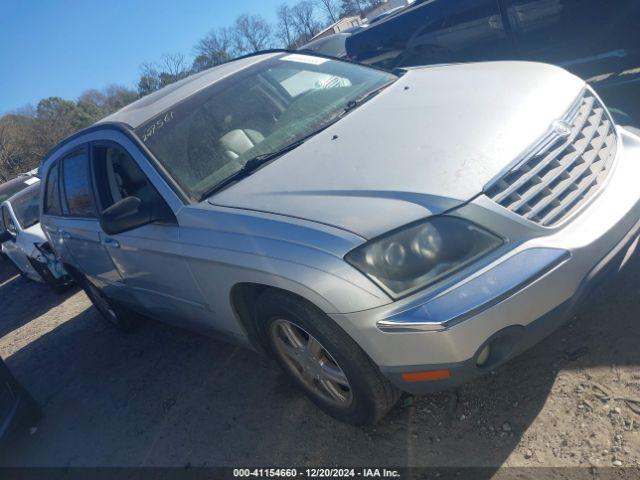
<box><xmin>345</xmin><ymin>216</ymin><xmax>503</xmax><ymax>298</ymax></box>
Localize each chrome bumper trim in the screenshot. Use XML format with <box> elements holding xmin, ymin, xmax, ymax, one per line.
<box><xmin>376</xmin><ymin>248</ymin><xmax>570</xmax><ymax>333</ymax></box>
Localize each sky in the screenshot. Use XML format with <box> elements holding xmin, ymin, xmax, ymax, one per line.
<box><xmin>0</xmin><ymin>0</ymin><xmax>281</xmax><ymax>114</ymax></box>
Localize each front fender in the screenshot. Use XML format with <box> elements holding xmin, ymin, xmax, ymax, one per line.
<box><xmin>177</xmin><ymin>206</ymin><xmax>390</xmax><ymax>335</ymax></box>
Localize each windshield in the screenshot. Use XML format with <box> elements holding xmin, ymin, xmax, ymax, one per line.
<box><xmin>11</xmin><ymin>184</ymin><xmax>41</xmax><ymax>230</ymax></box>
<box><xmin>135</xmin><ymin>54</ymin><xmax>397</xmax><ymax>200</ymax></box>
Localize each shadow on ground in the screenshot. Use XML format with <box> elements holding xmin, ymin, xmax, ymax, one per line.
<box><xmin>0</xmin><ymin>260</ymin><xmax>77</xmax><ymax>338</ymax></box>
<box><xmin>0</xmin><ymin>258</ymin><xmax>17</xmax><ymax>284</ymax></box>
<box><xmin>1</xmin><ymin>247</ymin><xmax>639</xmax><ymax>469</ymax></box>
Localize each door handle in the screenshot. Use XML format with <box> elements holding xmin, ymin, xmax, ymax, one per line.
<box><xmin>102</xmin><ymin>238</ymin><xmax>120</xmax><ymax>249</ymax></box>
<box><xmin>59</xmin><ymin>230</ymin><xmax>72</xmax><ymax>240</ymax></box>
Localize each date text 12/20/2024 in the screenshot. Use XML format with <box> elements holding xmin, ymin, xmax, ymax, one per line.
<box><xmin>233</xmin><ymin>469</ymin><xmax>401</xmax><ymax>478</ymax></box>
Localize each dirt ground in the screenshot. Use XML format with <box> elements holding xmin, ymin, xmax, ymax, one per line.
<box><xmin>1</xmin><ymin>247</ymin><xmax>640</xmax><ymax>471</ymax></box>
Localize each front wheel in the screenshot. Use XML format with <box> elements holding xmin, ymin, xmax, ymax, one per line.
<box><xmin>257</xmin><ymin>290</ymin><xmax>400</xmax><ymax>425</ymax></box>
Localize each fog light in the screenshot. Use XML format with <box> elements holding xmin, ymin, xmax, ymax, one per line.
<box><xmin>476</xmin><ymin>344</ymin><xmax>491</xmax><ymax>367</ymax></box>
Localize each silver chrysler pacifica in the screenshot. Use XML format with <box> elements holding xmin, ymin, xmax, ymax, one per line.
<box><xmin>39</xmin><ymin>51</ymin><xmax>640</xmax><ymax>424</ymax></box>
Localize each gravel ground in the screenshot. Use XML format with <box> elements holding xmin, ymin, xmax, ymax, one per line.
<box><xmin>1</xmin><ymin>249</ymin><xmax>640</xmax><ymax>471</ymax></box>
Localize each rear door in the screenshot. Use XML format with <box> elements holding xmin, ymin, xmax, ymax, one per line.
<box><xmin>40</xmin><ymin>159</ymin><xmax>64</xmax><ymax>257</ymax></box>
<box><xmin>54</xmin><ymin>145</ymin><xmax>126</xmax><ymax>298</ymax></box>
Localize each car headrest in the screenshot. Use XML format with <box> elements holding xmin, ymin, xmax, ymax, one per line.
<box><xmin>219</xmin><ymin>129</ymin><xmax>264</xmax><ymax>160</ymax></box>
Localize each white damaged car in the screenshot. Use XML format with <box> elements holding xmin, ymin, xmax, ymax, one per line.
<box><xmin>1</xmin><ymin>180</ymin><xmax>70</xmax><ymax>291</ymax></box>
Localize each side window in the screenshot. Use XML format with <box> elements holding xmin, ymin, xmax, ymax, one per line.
<box><xmin>44</xmin><ymin>161</ymin><xmax>62</xmax><ymax>215</ymax></box>
<box><xmin>61</xmin><ymin>148</ymin><xmax>97</xmax><ymax>217</ymax></box>
<box><xmin>91</xmin><ymin>143</ymin><xmax>169</xmax><ymax>212</ymax></box>
<box><xmin>402</xmin><ymin>0</ymin><xmax>509</xmax><ymax>66</ymax></box>
<box><xmin>2</xmin><ymin>207</ymin><xmax>16</xmax><ymax>235</ymax></box>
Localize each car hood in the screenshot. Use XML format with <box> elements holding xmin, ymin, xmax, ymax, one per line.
<box><xmin>209</xmin><ymin>61</ymin><xmax>585</xmax><ymax>239</ymax></box>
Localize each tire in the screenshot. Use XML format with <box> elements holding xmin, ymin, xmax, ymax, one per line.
<box><xmin>39</xmin><ymin>266</ymin><xmax>74</xmax><ymax>295</ymax></box>
<box><xmin>76</xmin><ymin>273</ymin><xmax>142</xmax><ymax>332</ymax></box>
<box><xmin>46</xmin><ymin>278</ymin><xmax>73</xmax><ymax>295</ymax></box>
<box><xmin>256</xmin><ymin>290</ymin><xmax>400</xmax><ymax>425</ymax></box>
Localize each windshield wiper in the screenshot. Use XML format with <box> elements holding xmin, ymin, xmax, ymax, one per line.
<box><xmin>200</xmin><ymin>138</ymin><xmax>308</xmax><ymax>199</ymax></box>
<box><xmin>244</xmin><ymin>138</ymin><xmax>307</xmax><ymax>173</ymax></box>
<box><xmin>340</xmin><ymin>80</ymin><xmax>396</xmax><ymax>117</ymax></box>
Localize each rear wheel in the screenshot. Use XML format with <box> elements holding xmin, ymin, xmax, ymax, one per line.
<box><xmin>257</xmin><ymin>290</ymin><xmax>400</xmax><ymax>425</ymax></box>
<box><xmin>77</xmin><ymin>274</ymin><xmax>142</xmax><ymax>332</ymax></box>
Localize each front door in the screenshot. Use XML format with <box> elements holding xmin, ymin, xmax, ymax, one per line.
<box><xmin>90</xmin><ymin>141</ymin><xmax>207</xmax><ymax>327</ymax></box>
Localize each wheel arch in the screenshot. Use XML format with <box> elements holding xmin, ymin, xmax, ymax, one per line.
<box><xmin>230</xmin><ymin>282</ymin><xmax>339</xmax><ymax>353</ymax></box>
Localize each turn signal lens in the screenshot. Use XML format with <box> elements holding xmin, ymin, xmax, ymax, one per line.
<box><xmin>476</xmin><ymin>344</ymin><xmax>491</xmax><ymax>367</ymax></box>
<box><xmin>401</xmin><ymin>370</ymin><xmax>451</xmax><ymax>382</ymax></box>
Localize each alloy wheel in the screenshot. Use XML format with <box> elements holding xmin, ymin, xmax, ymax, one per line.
<box><xmin>269</xmin><ymin>318</ymin><xmax>353</xmax><ymax>407</ymax></box>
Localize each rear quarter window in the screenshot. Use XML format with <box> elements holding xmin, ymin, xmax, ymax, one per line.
<box><xmin>61</xmin><ymin>148</ymin><xmax>97</xmax><ymax>217</ymax></box>
<box><xmin>44</xmin><ymin>162</ymin><xmax>62</xmax><ymax>216</ymax></box>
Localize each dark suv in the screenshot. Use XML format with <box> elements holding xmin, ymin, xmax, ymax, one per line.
<box><xmin>346</xmin><ymin>0</ymin><xmax>640</xmax><ymax>89</ymax></box>
<box><xmin>0</xmin><ymin>356</ymin><xmax>40</xmax><ymax>445</ymax></box>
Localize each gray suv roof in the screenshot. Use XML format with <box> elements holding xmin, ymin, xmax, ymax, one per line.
<box><xmin>98</xmin><ymin>52</ymin><xmax>279</xmax><ymax>129</ymax></box>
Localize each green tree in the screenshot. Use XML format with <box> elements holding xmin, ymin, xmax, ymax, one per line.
<box><xmin>0</xmin><ymin>84</ymin><xmax>138</xmax><ymax>180</ymax></box>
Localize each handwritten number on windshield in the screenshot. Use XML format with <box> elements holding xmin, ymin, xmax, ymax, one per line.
<box><xmin>142</xmin><ymin>111</ymin><xmax>174</xmax><ymax>142</ymax></box>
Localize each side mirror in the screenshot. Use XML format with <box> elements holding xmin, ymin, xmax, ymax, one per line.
<box><xmin>0</xmin><ymin>230</ymin><xmax>13</xmax><ymax>243</ymax></box>
<box><xmin>100</xmin><ymin>197</ymin><xmax>157</xmax><ymax>235</ymax></box>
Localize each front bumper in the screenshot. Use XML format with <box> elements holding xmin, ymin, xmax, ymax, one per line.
<box><xmin>331</xmin><ymin>126</ymin><xmax>640</xmax><ymax>394</ymax></box>
<box><xmin>27</xmin><ymin>243</ymin><xmax>72</xmax><ymax>289</ymax></box>
<box><xmin>27</xmin><ymin>256</ymin><xmax>72</xmax><ymax>289</ymax></box>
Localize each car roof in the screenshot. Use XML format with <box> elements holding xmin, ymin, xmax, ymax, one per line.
<box><xmin>97</xmin><ymin>52</ymin><xmax>280</xmax><ymax>130</ymax></box>
<box><xmin>304</xmin><ymin>32</ymin><xmax>350</xmax><ymax>47</ymax></box>
<box><xmin>7</xmin><ymin>180</ymin><xmax>40</xmax><ymax>204</ymax></box>
<box><xmin>369</xmin><ymin>5</ymin><xmax>406</xmax><ymax>24</ymax></box>
<box><xmin>0</xmin><ymin>175</ymin><xmax>38</xmax><ymax>204</ymax></box>
<box><xmin>300</xmin><ymin>33</ymin><xmax>349</xmax><ymax>57</ymax></box>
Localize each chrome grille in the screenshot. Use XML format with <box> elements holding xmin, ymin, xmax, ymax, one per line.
<box><xmin>485</xmin><ymin>91</ymin><xmax>618</xmax><ymax>227</ymax></box>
